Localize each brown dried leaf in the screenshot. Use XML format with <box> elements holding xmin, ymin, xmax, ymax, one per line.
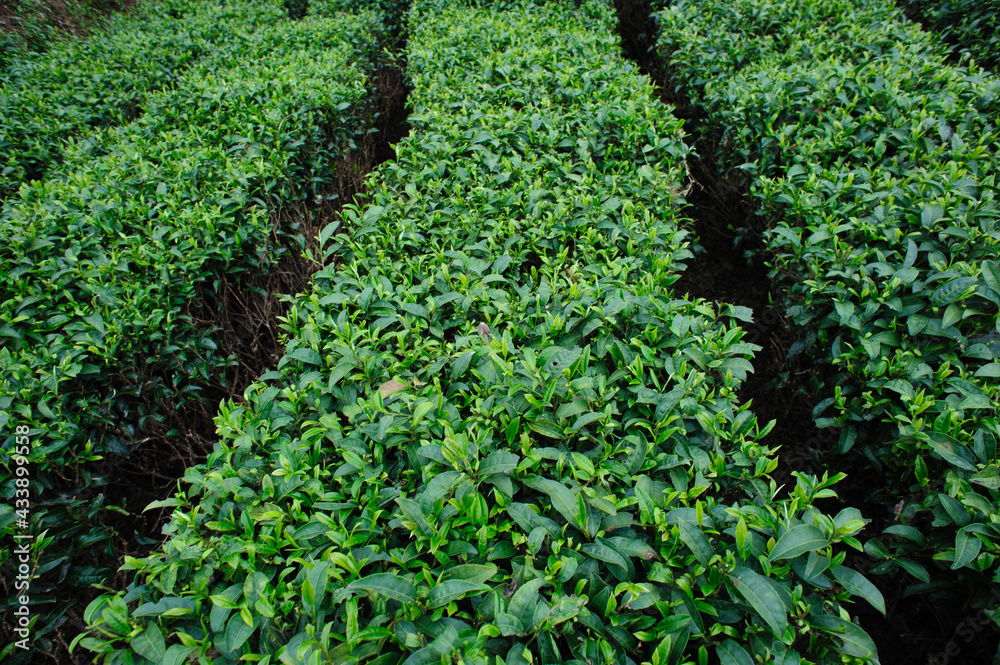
<box><xmin>378</xmin><ymin>379</ymin><xmax>408</xmax><ymax>399</ymax></box>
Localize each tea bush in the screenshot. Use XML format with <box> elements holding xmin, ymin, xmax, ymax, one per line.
<box><xmin>0</xmin><ymin>8</ymin><xmax>386</xmax><ymax>661</ymax></box>
<box><xmin>0</xmin><ymin>0</ymin><xmax>292</xmax><ymax>201</ymax></box>
<box><xmin>901</xmin><ymin>0</ymin><xmax>1000</xmax><ymax>71</ymax></box>
<box><xmin>81</xmin><ymin>2</ymin><xmax>883</xmax><ymax>664</ymax></box>
<box><xmin>659</xmin><ymin>0</ymin><xmax>1000</xmax><ymax>617</ymax></box>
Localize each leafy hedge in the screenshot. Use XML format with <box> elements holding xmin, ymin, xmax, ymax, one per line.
<box><xmin>0</xmin><ymin>7</ymin><xmax>386</xmax><ymax>661</ymax></box>
<box><xmin>81</xmin><ymin>2</ymin><xmax>884</xmax><ymax>664</ymax></box>
<box><xmin>900</xmin><ymin>0</ymin><xmax>1000</xmax><ymax>72</ymax></box>
<box><xmin>658</xmin><ymin>0</ymin><xmax>1000</xmax><ymax>616</ymax></box>
<box><xmin>0</xmin><ymin>0</ymin><xmax>148</xmax><ymax>64</ymax></box>
<box><xmin>0</xmin><ymin>0</ymin><xmax>296</xmax><ymax>201</ymax></box>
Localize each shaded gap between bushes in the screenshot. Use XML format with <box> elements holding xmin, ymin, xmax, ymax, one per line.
<box><xmin>896</xmin><ymin>0</ymin><xmax>999</xmax><ymax>73</ymax></box>
<box><xmin>611</xmin><ymin>0</ymin><xmax>824</xmax><ymax>489</ymax></box>
<box><xmin>46</xmin><ymin>40</ymin><xmax>412</xmax><ymax>665</ymax></box>
<box><xmin>610</xmin><ymin>1</ymin><xmax>998</xmax><ymax>664</ymax></box>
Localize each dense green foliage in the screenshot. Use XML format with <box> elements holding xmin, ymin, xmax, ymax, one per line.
<box><xmin>901</xmin><ymin>0</ymin><xmax>1000</xmax><ymax>71</ymax></box>
<box><xmin>0</xmin><ymin>0</ymin><xmax>292</xmax><ymax>200</ymax></box>
<box><xmin>81</xmin><ymin>1</ymin><xmax>884</xmax><ymax>664</ymax></box>
<box><xmin>0</xmin><ymin>0</ymin><xmax>129</xmax><ymax>65</ymax></box>
<box><xmin>658</xmin><ymin>0</ymin><xmax>1000</xmax><ymax>620</ymax></box>
<box><xmin>0</xmin><ymin>5</ymin><xmax>385</xmax><ymax>661</ymax></box>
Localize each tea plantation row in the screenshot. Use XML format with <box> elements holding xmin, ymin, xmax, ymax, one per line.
<box><xmin>900</xmin><ymin>0</ymin><xmax>1000</xmax><ymax>72</ymax></box>
<box><xmin>0</xmin><ymin>3</ymin><xmax>390</xmax><ymax>660</ymax></box>
<box><xmin>80</xmin><ymin>1</ymin><xmax>886</xmax><ymax>664</ymax></box>
<box><xmin>0</xmin><ymin>0</ymin><xmax>286</xmax><ymax>201</ymax></box>
<box><xmin>659</xmin><ymin>0</ymin><xmax>1000</xmax><ymax>636</ymax></box>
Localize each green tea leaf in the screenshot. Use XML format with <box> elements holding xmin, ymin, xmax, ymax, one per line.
<box><xmin>223</xmin><ymin>614</ymin><xmax>254</xmax><ymax>653</ymax></box>
<box><xmin>676</xmin><ymin>519</ymin><xmax>713</xmax><ymax>566</ymax></box>
<box><xmin>768</xmin><ymin>524</ymin><xmax>827</xmax><ymax>561</ymax></box>
<box><xmin>526</xmin><ymin>477</ymin><xmax>586</xmax><ymax>534</ymax></box>
<box><xmin>952</xmin><ymin>525</ymin><xmax>983</xmax><ymax>569</ymax></box>
<box><xmin>716</xmin><ymin>638</ymin><xmax>754</xmax><ymax>665</ymax></box>
<box><xmin>730</xmin><ymin>567</ymin><xmax>788</xmax><ymax>637</ymax></box>
<box><xmin>507</xmin><ymin>577</ymin><xmax>546</xmax><ymax>628</ymax></box>
<box><xmin>428</xmin><ymin>580</ymin><xmax>489</xmax><ymax>608</ymax></box>
<box><xmin>810</xmin><ymin>615</ymin><xmax>877</xmax><ymax>658</ymax></box>
<box><xmin>926</xmin><ymin>432</ymin><xmax>977</xmax><ymax>472</ymax></box>
<box><xmin>441</xmin><ymin>564</ymin><xmax>498</xmax><ymax>585</ymax></box>
<box><xmin>479</xmin><ymin>451</ymin><xmax>519</xmax><ymax>478</ymax></box>
<box><xmin>130</xmin><ymin>623</ymin><xmax>165</xmax><ymax>661</ymax></box>
<box><xmin>162</xmin><ymin>645</ymin><xmax>197</xmax><ymax>665</ymax></box>
<box><xmin>829</xmin><ymin>566</ymin><xmax>885</xmax><ymax>615</ymax></box>
<box><xmin>346</xmin><ymin>573</ymin><xmax>417</xmax><ymax>604</ymax></box>
<box><xmin>529</xmin><ymin>417</ymin><xmax>565</xmax><ymax>440</ymax></box>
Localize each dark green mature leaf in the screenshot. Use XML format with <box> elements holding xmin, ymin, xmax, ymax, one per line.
<box><xmin>772</xmin><ymin>642</ymin><xmax>802</xmax><ymax>665</ymax></box>
<box><xmin>130</xmin><ymin>623</ymin><xmax>165</xmax><ymax>661</ymax></box>
<box><xmin>132</xmin><ymin>597</ymin><xmax>196</xmax><ymax>618</ymax></box>
<box><xmin>479</xmin><ymin>451</ymin><xmax>519</xmax><ymax>478</ymax></box>
<box><xmin>286</xmin><ymin>347</ymin><xmax>322</xmax><ymax>366</ymax></box>
<box><xmin>676</xmin><ymin>519</ymin><xmax>713</xmax><ymax>566</ymax></box>
<box><xmin>428</xmin><ymin>580</ymin><xmax>489</xmax><ymax>608</ymax></box>
<box><xmin>938</xmin><ymin>493</ymin><xmax>971</xmax><ymax>527</ymax></box>
<box><xmin>441</xmin><ymin>564</ymin><xmax>498</xmax><ymax>585</ymax></box>
<box><xmin>223</xmin><ymin>614</ymin><xmax>254</xmax><ymax>653</ymax></box>
<box><xmin>925</xmin><ymin>433</ymin><xmax>977</xmax><ymax>472</ymax></box>
<box><xmin>717</xmin><ymin>639</ymin><xmax>754</xmax><ymax>665</ymax></box>
<box><xmin>768</xmin><ymin>524</ymin><xmax>827</xmax><ymax>561</ymax></box>
<box><xmin>529</xmin><ymin>418</ymin><xmax>565</xmax><ymax>440</ymax></box>
<box><xmin>524</xmin><ymin>477</ymin><xmax>587</xmax><ymax>534</ymax></box>
<box><xmin>507</xmin><ymin>578</ymin><xmax>546</xmax><ymax>629</ymax></box>
<box><xmin>347</xmin><ymin>573</ymin><xmax>417</xmax><ymax>604</ymax></box>
<box><xmin>953</xmin><ymin>525</ymin><xmax>983</xmax><ymax>569</ymax></box>
<box><xmin>829</xmin><ymin>566</ymin><xmax>885</xmax><ymax>615</ymax></box>
<box><xmin>581</xmin><ymin>540</ymin><xmax>632</xmax><ymax>579</ymax></box>
<box><xmin>896</xmin><ymin>557</ymin><xmax>931</xmax><ymax>583</ymax></box>
<box><xmin>730</xmin><ymin>567</ymin><xmax>788</xmax><ymax>637</ymax></box>
<box><xmin>810</xmin><ymin>615</ymin><xmax>877</xmax><ymax>658</ymax></box>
